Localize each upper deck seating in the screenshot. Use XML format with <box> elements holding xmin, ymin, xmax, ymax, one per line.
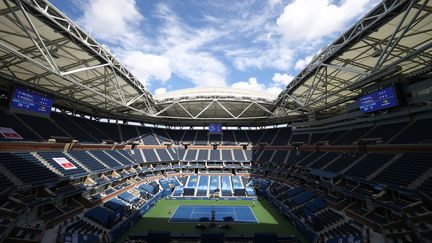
<box><xmin>197</xmin><ymin>150</ymin><xmax>208</xmax><ymax>161</ymax></box>
<box><xmin>90</xmin><ymin>150</ymin><xmax>123</xmax><ymax>168</ymax></box>
<box><xmin>233</xmin><ymin>149</ymin><xmax>246</xmax><ymax>161</ymax></box>
<box><xmin>91</xmin><ymin>122</ymin><xmax>121</xmax><ymax>143</ymax></box>
<box><xmin>120</xmin><ymin>125</ymin><xmax>139</xmax><ymax>141</ymax></box>
<box><xmin>156</xmin><ymin>149</ymin><xmax>171</xmax><ymax>161</ymax></box>
<box><xmin>290</xmin><ymin>133</ymin><xmax>309</xmax><ymax>144</ymax></box>
<box><xmin>166</xmin><ymin>130</ymin><xmax>184</xmax><ymax>144</ymax></box>
<box><xmin>194</xmin><ymin>130</ymin><xmax>208</xmax><ymax>145</ymax></box>
<box><xmin>309</xmin><ymin>152</ymin><xmax>339</xmax><ymax>169</ymax></box>
<box><xmin>259</xmin><ymin>129</ymin><xmax>278</xmax><ymax>144</ymax></box>
<box><xmin>310</xmin><ymin>132</ymin><xmax>329</xmax><ymax>145</ymax></box>
<box><xmin>391</xmin><ymin>118</ymin><xmax>432</xmax><ymax>144</ymax></box>
<box><xmin>221</xmin><ymin>150</ymin><xmax>233</xmax><ymax>161</ymax></box>
<box><xmin>333</xmin><ymin>127</ymin><xmax>371</xmax><ymax>145</ymax></box>
<box><xmin>324</xmin><ymin>153</ymin><xmax>361</xmax><ymax>173</ymax></box>
<box><xmin>297</xmin><ymin>152</ymin><xmax>325</xmax><ymax>167</ymax></box>
<box><xmin>286</xmin><ymin>151</ymin><xmax>312</xmax><ymax>165</ymax></box>
<box><xmin>38</xmin><ymin>151</ymin><xmax>88</xmax><ymax>178</ymax></box>
<box><xmin>181</xmin><ymin>130</ymin><xmax>196</xmax><ymax>143</ymax></box>
<box><xmin>153</xmin><ymin>129</ymin><xmax>172</xmax><ymax>144</ymax></box>
<box><xmin>271</xmin><ymin>151</ymin><xmax>288</xmax><ymax>163</ymax></box>
<box><xmin>67</xmin><ymin>116</ymin><xmax>111</xmax><ymax>142</ymax></box>
<box><xmin>51</xmin><ymin>113</ymin><xmax>97</xmax><ymax>143</ymax></box>
<box><xmin>69</xmin><ymin>151</ymin><xmax>107</xmax><ymax>172</ymax></box>
<box><xmin>0</xmin><ymin>109</ymin><xmax>40</xmax><ymax>141</ymax></box>
<box><xmin>209</xmin><ymin>133</ymin><xmax>222</xmax><ymax>144</ymax></box>
<box><xmin>362</xmin><ymin>122</ymin><xmax>408</xmax><ymax>143</ymax></box>
<box><xmin>373</xmin><ymin>153</ymin><xmax>432</xmax><ymax>187</ymax></box>
<box><xmin>345</xmin><ymin>154</ymin><xmax>395</xmax><ymax>179</ymax></box>
<box><xmin>0</xmin><ymin>173</ymin><xmax>13</xmax><ymax>191</ymax></box>
<box><xmin>222</xmin><ymin>130</ymin><xmax>235</xmax><ymax>145</ymax></box>
<box><xmin>209</xmin><ymin>149</ymin><xmax>220</xmax><ymax>161</ymax></box>
<box><xmin>113</xmin><ymin>150</ymin><xmax>137</xmax><ymax>165</ymax></box>
<box><xmin>0</xmin><ymin>152</ymin><xmax>59</xmax><ymax>186</ymax></box>
<box><xmin>258</xmin><ymin>150</ymin><xmax>274</xmax><ymax>162</ymax></box>
<box><xmin>246</xmin><ymin>131</ymin><xmax>263</xmax><ymax>145</ymax></box>
<box><xmin>272</xmin><ymin>128</ymin><xmax>292</xmax><ymax>145</ymax></box>
<box><xmin>17</xmin><ymin>114</ymin><xmax>68</xmax><ymax>139</ymax></box>
<box><xmin>234</xmin><ymin>130</ymin><xmax>250</xmax><ymax>144</ymax></box>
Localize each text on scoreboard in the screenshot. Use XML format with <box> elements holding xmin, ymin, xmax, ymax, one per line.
<box><xmin>10</xmin><ymin>88</ymin><xmax>53</xmax><ymax>116</ymax></box>
<box><xmin>359</xmin><ymin>86</ymin><xmax>398</xmax><ymax>113</ymax></box>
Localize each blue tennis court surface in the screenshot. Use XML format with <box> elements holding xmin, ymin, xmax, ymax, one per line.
<box><xmin>169</xmin><ymin>205</ymin><xmax>258</xmax><ymax>223</ymax></box>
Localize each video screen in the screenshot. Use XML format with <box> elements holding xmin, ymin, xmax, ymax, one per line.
<box><xmin>208</xmin><ymin>123</ymin><xmax>222</xmax><ymax>134</ymax></box>
<box><xmin>359</xmin><ymin>86</ymin><xmax>399</xmax><ymax>113</ymax></box>
<box><xmin>10</xmin><ymin>87</ymin><xmax>53</xmax><ymax>117</ymax></box>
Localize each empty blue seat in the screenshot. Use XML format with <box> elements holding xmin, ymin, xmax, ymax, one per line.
<box><xmin>105</xmin><ymin>150</ymin><xmax>135</xmax><ymax>166</ymax></box>
<box><xmin>51</xmin><ymin>113</ymin><xmax>97</xmax><ymax>143</ymax></box>
<box><xmin>0</xmin><ymin>152</ymin><xmax>59</xmax><ymax>186</ymax></box>
<box><xmin>17</xmin><ymin>114</ymin><xmax>68</xmax><ymax>139</ymax></box>
<box><xmin>38</xmin><ymin>151</ymin><xmax>88</xmax><ymax>178</ymax></box>
<box><xmin>197</xmin><ymin>150</ymin><xmax>208</xmax><ymax>160</ymax></box>
<box><xmin>89</xmin><ymin>150</ymin><xmax>123</xmax><ymax>168</ymax></box>
<box><xmin>69</xmin><ymin>151</ymin><xmax>107</xmax><ymax>172</ymax></box>
<box><xmin>144</xmin><ymin>149</ymin><xmax>159</xmax><ymax>162</ymax></box>
<box><xmin>156</xmin><ymin>149</ymin><xmax>171</xmax><ymax>161</ymax></box>
<box><xmin>221</xmin><ymin>150</ymin><xmax>233</xmax><ymax>161</ymax></box>
<box><xmin>373</xmin><ymin>153</ymin><xmax>432</xmax><ymax>187</ymax></box>
<box><xmin>346</xmin><ymin>154</ymin><xmax>395</xmax><ymax>179</ymax></box>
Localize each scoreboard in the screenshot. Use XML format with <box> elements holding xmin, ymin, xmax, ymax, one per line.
<box><xmin>359</xmin><ymin>86</ymin><xmax>399</xmax><ymax>113</ymax></box>
<box><xmin>10</xmin><ymin>88</ymin><xmax>53</xmax><ymax>117</ymax></box>
<box><xmin>208</xmin><ymin>123</ymin><xmax>222</xmax><ymax>134</ymax></box>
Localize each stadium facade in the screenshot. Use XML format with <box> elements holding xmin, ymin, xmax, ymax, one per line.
<box><xmin>0</xmin><ymin>0</ymin><xmax>431</xmax><ymax>242</ymax></box>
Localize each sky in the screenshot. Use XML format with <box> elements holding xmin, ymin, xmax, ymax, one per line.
<box><xmin>49</xmin><ymin>0</ymin><xmax>380</xmax><ymax>97</ymax></box>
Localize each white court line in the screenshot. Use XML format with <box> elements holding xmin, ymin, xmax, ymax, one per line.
<box><xmin>171</xmin><ymin>205</ymin><xmax>258</xmax><ymax>223</ymax></box>
<box><xmin>168</xmin><ymin>205</ymin><xmax>180</xmax><ymax>223</ymax></box>
<box><xmin>189</xmin><ymin>205</ymin><xmax>195</xmax><ymax>220</ymax></box>
<box><xmin>232</xmin><ymin>207</ymin><xmax>238</xmax><ymax>221</ymax></box>
<box><xmin>249</xmin><ymin>206</ymin><xmax>259</xmax><ymax>223</ymax></box>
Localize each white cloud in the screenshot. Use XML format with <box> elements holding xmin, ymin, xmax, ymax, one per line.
<box><xmin>121</xmin><ymin>51</ymin><xmax>171</xmax><ymax>86</ymax></box>
<box><xmin>232</xmin><ymin>77</ymin><xmax>265</xmax><ymax>91</ymax></box>
<box><xmin>294</xmin><ymin>55</ymin><xmax>313</xmax><ymax>70</ymax></box>
<box><xmin>156</xmin><ymin>4</ymin><xmax>228</xmax><ymax>87</ymax></box>
<box><xmin>266</xmin><ymin>86</ymin><xmax>283</xmax><ymax>96</ymax></box>
<box><xmin>231</xmin><ymin>77</ymin><xmax>282</xmax><ymax>97</ymax></box>
<box><xmin>78</xmin><ymin>0</ymin><xmax>143</xmax><ymax>45</ymax></box>
<box><xmin>268</xmin><ymin>0</ymin><xmax>282</xmax><ymax>8</ymax></box>
<box><xmin>272</xmin><ymin>73</ymin><xmax>294</xmax><ymax>86</ymax></box>
<box><xmin>164</xmin><ymin>46</ymin><xmax>227</xmax><ymax>88</ymax></box>
<box><xmin>154</xmin><ymin>88</ymin><xmax>167</xmax><ymax>96</ymax></box>
<box><xmin>276</xmin><ymin>0</ymin><xmax>376</xmax><ymax>42</ymax></box>
<box><xmin>229</xmin><ymin>43</ymin><xmax>294</xmax><ymax>71</ymax></box>
<box><xmin>73</xmin><ymin>0</ymin><xmax>379</xmax><ymax>95</ymax></box>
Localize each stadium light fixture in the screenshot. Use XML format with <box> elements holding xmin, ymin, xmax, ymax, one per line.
<box><xmin>370</xmin><ymin>48</ymin><xmax>382</xmax><ymax>58</ymax></box>
<box><xmin>48</xmin><ymin>48</ymin><xmax>60</xmax><ymax>59</ymax></box>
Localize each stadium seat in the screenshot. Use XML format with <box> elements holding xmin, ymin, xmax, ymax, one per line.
<box><xmin>0</xmin><ymin>152</ymin><xmax>60</xmax><ymax>186</ymax></box>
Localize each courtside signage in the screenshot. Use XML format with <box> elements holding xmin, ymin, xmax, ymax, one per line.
<box><xmin>0</xmin><ymin>127</ymin><xmax>23</xmax><ymax>140</ymax></box>
<box><xmin>53</xmin><ymin>157</ymin><xmax>77</xmax><ymax>170</ymax></box>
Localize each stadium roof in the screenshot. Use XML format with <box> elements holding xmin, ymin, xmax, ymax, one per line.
<box><xmin>0</xmin><ymin>0</ymin><xmax>431</xmax><ymax>125</ymax></box>
<box><xmin>0</xmin><ymin>0</ymin><xmax>156</xmax><ymax>119</ymax></box>
<box><xmin>153</xmin><ymin>88</ymin><xmax>274</xmax><ymax>120</ymax></box>
<box><xmin>273</xmin><ymin>0</ymin><xmax>432</xmax><ymax>118</ymax></box>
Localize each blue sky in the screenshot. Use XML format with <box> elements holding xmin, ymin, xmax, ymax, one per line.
<box><xmin>49</xmin><ymin>0</ymin><xmax>380</xmax><ymax>97</ymax></box>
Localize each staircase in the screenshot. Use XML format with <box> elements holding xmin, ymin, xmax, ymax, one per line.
<box><xmin>368</xmin><ymin>154</ymin><xmax>401</xmax><ymax>180</ymax></box>
<box><xmin>32</xmin><ymin>152</ymin><xmax>63</xmax><ymax>176</ymax></box>
<box><xmin>409</xmin><ymin>166</ymin><xmax>432</xmax><ymax>189</ymax></box>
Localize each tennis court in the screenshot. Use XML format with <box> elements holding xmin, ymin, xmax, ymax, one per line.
<box><xmin>169</xmin><ymin>205</ymin><xmax>258</xmax><ymax>223</ymax></box>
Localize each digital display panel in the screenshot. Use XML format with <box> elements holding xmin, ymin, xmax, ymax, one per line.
<box><xmin>208</xmin><ymin>123</ymin><xmax>222</xmax><ymax>134</ymax></box>
<box><xmin>10</xmin><ymin>88</ymin><xmax>53</xmax><ymax>117</ymax></box>
<box><xmin>359</xmin><ymin>86</ymin><xmax>398</xmax><ymax>113</ymax></box>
